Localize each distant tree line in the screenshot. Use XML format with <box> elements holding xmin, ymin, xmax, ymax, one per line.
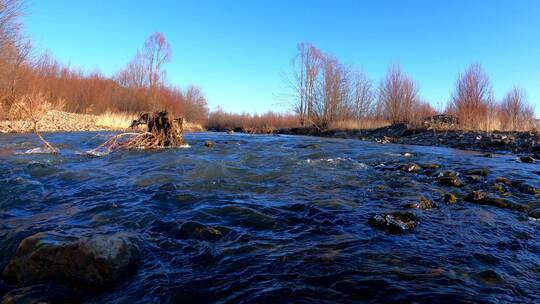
<box><xmin>288</xmin><ymin>43</ymin><xmax>536</xmax><ymax>131</ymax></box>
<box><xmin>0</xmin><ymin>0</ymin><xmax>208</xmax><ymax>123</ymax></box>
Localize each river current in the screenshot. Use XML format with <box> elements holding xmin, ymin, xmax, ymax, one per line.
<box><xmin>0</xmin><ymin>132</ymin><xmax>539</xmax><ymax>303</ymax></box>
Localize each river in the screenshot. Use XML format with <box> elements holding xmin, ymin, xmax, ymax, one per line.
<box><xmin>0</xmin><ymin>132</ymin><xmax>539</xmax><ymax>303</ymax></box>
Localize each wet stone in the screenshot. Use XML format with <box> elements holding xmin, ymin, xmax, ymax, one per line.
<box><xmin>474</xmin><ymin>269</ymin><xmax>504</xmax><ymax>285</ymax></box>
<box><xmin>467</xmin><ymin>168</ymin><xmax>489</xmax><ymax>177</ymax></box>
<box><xmin>467</xmin><ymin>175</ymin><xmax>483</xmax><ymax>183</ymax></box>
<box><xmin>399</xmin><ymin>163</ymin><xmax>421</xmax><ymax>173</ymax></box>
<box><xmin>514</xmin><ymin>182</ymin><xmax>540</xmax><ymax>195</ymax></box>
<box><xmin>465</xmin><ymin>191</ymin><xmax>529</xmax><ymax>212</ymax></box>
<box><xmin>520</xmin><ymin>156</ymin><xmax>535</xmax><ymax>163</ymax></box>
<box><xmin>437</xmin><ymin>171</ymin><xmax>463</xmax><ymax>187</ymax></box>
<box><xmin>204</xmin><ymin>141</ymin><xmax>215</xmax><ymax>148</ymax></box>
<box><xmin>2</xmin><ymin>231</ymin><xmax>138</xmax><ymax>290</ymax></box>
<box><xmin>368</xmin><ymin>212</ymin><xmax>418</xmax><ymax>233</ymax></box>
<box><xmin>176</xmin><ymin>221</ymin><xmax>225</xmax><ymax>241</ymax></box>
<box><xmin>420</xmin><ymin>163</ymin><xmax>440</xmax><ymax>170</ymax></box>
<box><xmin>492</xmin><ymin>183</ymin><xmax>508</xmax><ymax>194</ymax></box>
<box><xmin>403</xmin><ymin>196</ymin><xmax>433</xmax><ymax>210</ymax></box>
<box><xmin>375</xmin><ymin>185</ymin><xmax>385</xmax><ymax>191</ymax></box>
<box><xmin>495</xmin><ymin>177</ymin><xmax>512</xmax><ymax>186</ymax></box>
<box><xmin>528</xmin><ymin>208</ymin><xmax>540</xmax><ymax>219</ymax></box>
<box><xmin>443</xmin><ymin>193</ymin><xmax>458</xmax><ymax>204</ymax></box>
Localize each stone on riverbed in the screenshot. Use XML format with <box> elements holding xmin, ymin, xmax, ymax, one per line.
<box><xmin>399</xmin><ymin>163</ymin><xmax>421</xmax><ymax>173</ymax></box>
<box><xmin>520</xmin><ymin>156</ymin><xmax>535</xmax><ymax>163</ymax></box>
<box><xmin>403</xmin><ymin>196</ymin><xmax>433</xmax><ymax>209</ymax></box>
<box><xmin>529</xmin><ymin>208</ymin><xmax>540</xmax><ymax>219</ymax></box>
<box><xmin>513</xmin><ymin>182</ymin><xmax>540</xmax><ymax>195</ymax></box>
<box><xmin>420</xmin><ymin>163</ymin><xmax>440</xmax><ymax>170</ymax></box>
<box><xmin>368</xmin><ymin>212</ymin><xmax>418</xmax><ymax>233</ymax></box>
<box><xmin>443</xmin><ymin>193</ymin><xmax>458</xmax><ymax>204</ymax></box>
<box><xmin>437</xmin><ymin>171</ymin><xmax>463</xmax><ymax>187</ymax></box>
<box><xmin>465</xmin><ymin>191</ymin><xmax>529</xmax><ymax>212</ymax></box>
<box><xmin>2</xmin><ymin>231</ymin><xmax>138</xmax><ymax>290</ymax></box>
<box><xmin>467</xmin><ymin>168</ymin><xmax>489</xmax><ymax>176</ymax></box>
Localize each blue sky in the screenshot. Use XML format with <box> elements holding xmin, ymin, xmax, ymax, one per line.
<box><xmin>25</xmin><ymin>0</ymin><xmax>540</xmax><ymax>114</ymax></box>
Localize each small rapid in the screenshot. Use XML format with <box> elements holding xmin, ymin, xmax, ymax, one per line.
<box><xmin>0</xmin><ymin>132</ymin><xmax>539</xmax><ymax>303</ymax></box>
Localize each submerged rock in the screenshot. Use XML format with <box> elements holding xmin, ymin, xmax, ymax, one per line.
<box><xmin>467</xmin><ymin>175</ymin><xmax>483</xmax><ymax>183</ymax></box>
<box><xmin>529</xmin><ymin>208</ymin><xmax>540</xmax><ymax>219</ymax></box>
<box><xmin>520</xmin><ymin>156</ymin><xmax>535</xmax><ymax>163</ymax></box>
<box><xmin>495</xmin><ymin>177</ymin><xmax>512</xmax><ymax>186</ymax></box>
<box><xmin>465</xmin><ymin>191</ymin><xmax>528</xmax><ymax>212</ymax></box>
<box><xmin>368</xmin><ymin>212</ymin><xmax>418</xmax><ymax>233</ymax></box>
<box><xmin>204</xmin><ymin>140</ymin><xmax>215</xmax><ymax>148</ymax></box>
<box><xmin>437</xmin><ymin>171</ymin><xmax>463</xmax><ymax>187</ymax></box>
<box><xmin>420</xmin><ymin>163</ymin><xmax>440</xmax><ymax>170</ymax></box>
<box><xmin>514</xmin><ymin>182</ymin><xmax>540</xmax><ymax>195</ymax></box>
<box><xmin>2</xmin><ymin>232</ymin><xmax>138</xmax><ymax>289</ymax></box>
<box><xmin>443</xmin><ymin>193</ymin><xmax>458</xmax><ymax>204</ymax></box>
<box><xmin>467</xmin><ymin>168</ymin><xmax>489</xmax><ymax>177</ymax></box>
<box><xmin>399</xmin><ymin>163</ymin><xmax>421</xmax><ymax>173</ymax></box>
<box><xmin>403</xmin><ymin>196</ymin><xmax>433</xmax><ymax>209</ymax></box>
<box><xmin>176</xmin><ymin>221</ymin><xmax>225</xmax><ymax>241</ymax></box>
<box><xmin>492</xmin><ymin>183</ymin><xmax>508</xmax><ymax>194</ymax></box>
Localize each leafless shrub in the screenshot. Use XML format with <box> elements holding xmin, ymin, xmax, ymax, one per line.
<box><xmin>449</xmin><ymin>64</ymin><xmax>492</xmax><ymax>130</ymax></box>
<box><xmin>377</xmin><ymin>64</ymin><xmax>420</xmax><ymax>124</ymax></box>
<box><xmin>499</xmin><ymin>87</ymin><xmax>535</xmax><ymax>131</ymax></box>
<box><xmin>10</xmin><ymin>93</ymin><xmax>58</xmax><ymax>152</ymax></box>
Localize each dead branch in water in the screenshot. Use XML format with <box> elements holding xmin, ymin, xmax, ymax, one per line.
<box><xmin>10</xmin><ymin>94</ymin><xmax>59</xmax><ymax>153</ymax></box>
<box><xmin>88</xmin><ymin>111</ymin><xmax>185</xmax><ymax>156</ymax></box>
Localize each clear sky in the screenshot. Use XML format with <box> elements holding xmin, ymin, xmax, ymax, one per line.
<box><xmin>24</xmin><ymin>0</ymin><xmax>540</xmax><ymax>114</ymax></box>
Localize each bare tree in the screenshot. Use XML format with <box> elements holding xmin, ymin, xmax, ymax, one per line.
<box><xmin>499</xmin><ymin>87</ymin><xmax>534</xmax><ymax>131</ymax></box>
<box><xmin>377</xmin><ymin>64</ymin><xmax>419</xmax><ymax>124</ymax></box>
<box><xmin>0</xmin><ymin>0</ymin><xmax>23</xmax><ymax>60</ymax></box>
<box><xmin>351</xmin><ymin>70</ymin><xmax>373</xmax><ymax>120</ymax></box>
<box><xmin>143</xmin><ymin>32</ymin><xmax>171</xmax><ymax>91</ymax></box>
<box><xmin>290</xmin><ymin>43</ymin><xmax>323</xmax><ymax>126</ymax></box>
<box><xmin>311</xmin><ymin>55</ymin><xmax>352</xmax><ymax>129</ymax></box>
<box><xmin>115</xmin><ymin>50</ymin><xmax>148</xmax><ymax>88</ymax></box>
<box><xmin>450</xmin><ymin>64</ymin><xmax>492</xmax><ymax>130</ymax></box>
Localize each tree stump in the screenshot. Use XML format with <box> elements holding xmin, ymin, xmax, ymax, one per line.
<box><xmin>88</xmin><ymin>111</ymin><xmax>185</xmax><ymax>156</ymax></box>
<box><xmin>129</xmin><ymin>111</ymin><xmax>185</xmax><ymax>148</ymax></box>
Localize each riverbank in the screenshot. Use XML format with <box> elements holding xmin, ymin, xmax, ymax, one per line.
<box><xmin>274</xmin><ymin>123</ymin><xmax>540</xmax><ymax>155</ymax></box>
<box><xmin>0</xmin><ymin>110</ymin><xmax>204</xmax><ymax>133</ymax></box>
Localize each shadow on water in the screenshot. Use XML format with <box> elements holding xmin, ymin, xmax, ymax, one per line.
<box><xmin>0</xmin><ymin>131</ymin><xmax>540</xmax><ymax>303</ymax></box>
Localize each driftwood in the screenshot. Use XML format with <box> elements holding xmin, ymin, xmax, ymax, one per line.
<box><xmin>88</xmin><ymin>111</ymin><xmax>185</xmax><ymax>156</ymax></box>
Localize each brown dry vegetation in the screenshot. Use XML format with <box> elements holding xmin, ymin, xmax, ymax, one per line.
<box><xmin>0</xmin><ymin>0</ymin><xmax>208</xmax><ymax>126</ymax></box>
<box><xmin>206</xmin><ymin>109</ymin><xmax>299</xmax><ymax>133</ymax></box>
<box><xmin>283</xmin><ymin>43</ymin><xmax>536</xmax><ymax>133</ymax></box>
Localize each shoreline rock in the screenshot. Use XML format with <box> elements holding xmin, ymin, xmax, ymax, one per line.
<box><xmin>274</xmin><ymin>124</ymin><xmax>540</xmax><ymax>154</ymax></box>
<box><xmin>2</xmin><ymin>231</ymin><xmax>138</xmax><ymax>290</ymax></box>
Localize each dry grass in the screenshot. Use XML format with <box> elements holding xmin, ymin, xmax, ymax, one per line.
<box><xmin>94</xmin><ymin>111</ymin><xmax>135</xmax><ymax>130</ymax></box>
<box><xmin>328</xmin><ymin>119</ymin><xmax>390</xmax><ymax>130</ymax></box>
<box><xmin>94</xmin><ymin>111</ymin><xmax>204</xmax><ymax>132</ymax></box>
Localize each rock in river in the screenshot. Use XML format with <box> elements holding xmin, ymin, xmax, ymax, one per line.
<box><xmin>368</xmin><ymin>212</ymin><xmax>418</xmax><ymax>233</ymax></box>
<box><xmin>520</xmin><ymin>156</ymin><xmax>535</xmax><ymax>163</ymax></box>
<box><xmin>443</xmin><ymin>193</ymin><xmax>458</xmax><ymax>204</ymax></box>
<box><xmin>437</xmin><ymin>171</ymin><xmax>463</xmax><ymax>187</ymax></box>
<box><xmin>399</xmin><ymin>163</ymin><xmax>421</xmax><ymax>173</ymax></box>
<box><xmin>403</xmin><ymin>196</ymin><xmax>433</xmax><ymax>209</ymax></box>
<box><xmin>465</xmin><ymin>191</ymin><xmax>529</xmax><ymax>212</ymax></box>
<box><xmin>2</xmin><ymin>231</ymin><xmax>138</xmax><ymax>289</ymax></box>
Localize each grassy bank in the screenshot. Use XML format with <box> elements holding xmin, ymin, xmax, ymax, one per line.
<box><xmin>0</xmin><ymin>110</ymin><xmax>204</xmax><ymax>133</ymax></box>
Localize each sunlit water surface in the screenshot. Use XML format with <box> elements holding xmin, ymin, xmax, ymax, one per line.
<box><xmin>1</xmin><ymin>132</ymin><xmax>539</xmax><ymax>303</ymax></box>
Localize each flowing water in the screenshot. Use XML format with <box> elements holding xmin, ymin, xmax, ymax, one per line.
<box><xmin>0</xmin><ymin>132</ymin><xmax>539</xmax><ymax>303</ymax></box>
